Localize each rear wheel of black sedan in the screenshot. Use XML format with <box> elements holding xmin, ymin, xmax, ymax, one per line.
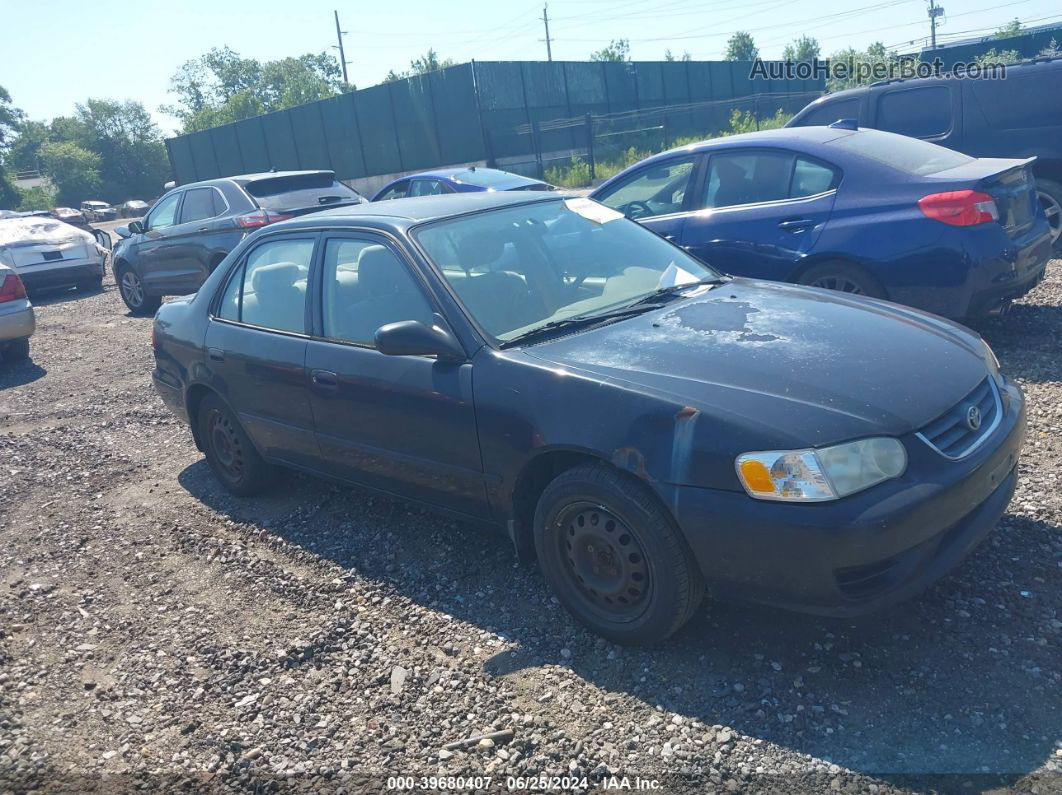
<box><xmin>116</xmin><ymin>264</ymin><xmax>161</xmax><ymax>316</ymax></box>
<box><xmin>197</xmin><ymin>394</ymin><xmax>275</xmax><ymax>496</ymax></box>
<box><xmin>534</xmin><ymin>463</ymin><xmax>705</xmax><ymax>645</ymax></box>
<box><xmin>798</xmin><ymin>261</ymin><xmax>887</xmax><ymax>300</ymax></box>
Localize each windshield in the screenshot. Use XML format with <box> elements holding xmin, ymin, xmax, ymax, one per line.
<box><xmin>414</xmin><ymin>198</ymin><xmax>720</xmax><ymax>343</ymax></box>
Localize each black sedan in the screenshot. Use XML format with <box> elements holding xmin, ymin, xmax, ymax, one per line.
<box><xmin>152</xmin><ymin>192</ymin><xmax>1025</xmax><ymax>644</ymax></box>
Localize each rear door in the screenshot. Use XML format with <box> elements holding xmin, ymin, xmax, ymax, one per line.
<box><xmin>591</xmin><ymin>154</ymin><xmax>704</xmax><ymax>245</ymax></box>
<box><xmin>679</xmin><ymin>149</ymin><xmax>840</xmax><ymax>279</ymax></box>
<box><xmin>204</xmin><ymin>233</ymin><xmax>320</xmax><ymax>466</ymax></box>
<box><xmin>136</xmin><ymin>191</ymin><xmax>184</xmax><ymax>293</ymax></box>
<box><xmin>304</xmin><ymin>233</ymin><xmax>487</xmax><ymax>517</ymax></box>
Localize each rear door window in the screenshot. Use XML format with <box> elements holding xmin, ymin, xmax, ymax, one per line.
<box><xmin>216</xmin><ymin>238</ymin><xmax>316</xmax><ymax>334</ymax></box>
<box><xmin>243</xmin><ymin>173</ymin><xmax>361</xmax><ymax>212</ymax></box>
<box><xmin>875</xmin><ymin>85</ymin><xmax>952</xmax><ymax>139</ymax></box>
<box><xmin>409</xmin><ymin>179</ymin><xmax>447</xmax><ymax>197</ymax></box>
<box><xmin>377</xmin><ymin>180</ymin><xmax>410</xmax><ymax>201</ymax></box>
<box><xmin>179</xmin><ymin>188</ymin><xmax>223</xmax><ymax>224</ymax></box>
<box><xmin>703</xmin><ymin>151</ymin><xmax>793</xmax><ymax>208</ymax></box>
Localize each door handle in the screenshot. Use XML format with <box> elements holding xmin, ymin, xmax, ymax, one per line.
<box><xmin>207</xmin><ymin>347</ymin><xmax>225</xmax><ymax>362</ymax></box>
<box><xmin>311</xmin><ymin>369</ymin><xmax>339</xmax><ymax>389</ymax></box>
<box><xmin>778</xmin><ymin>218</ymin><xmax>815</xmax><ymax>232</ymax></box>
<box><xmin>197</xmin><ymin>227</ymin><xmax>209</xmax><ymax>233</ymax></box>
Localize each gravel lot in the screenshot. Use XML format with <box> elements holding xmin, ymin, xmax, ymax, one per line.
<box><xmin>0</xmin><ymin>246</ymin><xmax>1059</xmax><ymax>794</ymax></box>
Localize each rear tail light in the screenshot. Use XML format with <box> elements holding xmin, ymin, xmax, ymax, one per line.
<box><xmin>918</xmin><ymin>190</ymin><xmax>998</xmax><ymax>226</ymax></box>
<box><xmin>234</xmin><ymin>209</ymin><xmax>293</xmax><ymax>229</ymax></box>
<box><xmin>0</xmin><ymin>273</ymin><xmax>27</xmax><ymax>303</ymax></box>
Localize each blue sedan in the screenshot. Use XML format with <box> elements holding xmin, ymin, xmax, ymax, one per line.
<box><xmin>372</xmin><ymin>167</ymin><xmax>553</xmax><ymax>202</ymax></box>
<box><xmin>589</xmin><ymin>124</ymin><xmax>1053</xmax><ymax>319</ymax></box>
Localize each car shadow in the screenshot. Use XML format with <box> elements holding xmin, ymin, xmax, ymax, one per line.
<box><xmin>177</xmin><ymin>458</ymin><xmax>1059</xmax><ymax>791</ymax></box>
<box><xmin>27</xmin><ymin>283</ymin><xmax>113</xmax><ymax>308</ymax></box>
<box><xmin>0</xmin><ymin>358</ymin><xmax>46</xmax><ymax>389</ymax></box>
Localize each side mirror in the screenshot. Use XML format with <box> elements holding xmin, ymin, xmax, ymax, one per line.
<box><xmin>128</xmin><ymin>220</ymin><xmax>145</xmax><ymax>234</ymax></box>
<box><xmin>114</xmin><ymin>225</ymin><xmax>131</xmax><ymax>239</ymax></box>
<box><xmin>374</xmin><ymin>320</ymin><xmax>465</xmax><ymax>362</ymax></box>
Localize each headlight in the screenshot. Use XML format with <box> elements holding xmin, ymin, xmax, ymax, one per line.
<box><xmin>736</xmin><ymin>437</ymin><xmax>907</xmax><ymax>502</ymax></box>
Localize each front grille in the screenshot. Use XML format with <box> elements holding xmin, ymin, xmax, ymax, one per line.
<box><xmin>917</xmin><ymin>377</ymin><xmax>1001</xmax><ymax>459</ymax></box>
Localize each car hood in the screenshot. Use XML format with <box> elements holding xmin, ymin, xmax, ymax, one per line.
<box><xmin>524</xmin><ymin>279</ymin><xmax>989</xmax><ymax>447</ymax></box>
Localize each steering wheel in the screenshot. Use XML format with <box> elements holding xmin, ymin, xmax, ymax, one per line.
<box><xmin>624</xmin><ymin>200</ymin><xmax>654</xmax><ymax>220</ymax></box>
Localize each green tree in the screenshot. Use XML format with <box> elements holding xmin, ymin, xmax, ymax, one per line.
<box><xmin>384</xmin><ymin>48</ymin><xmax>457</xmax><ymax>82</ymax></box>
<box><xmin>783</xmin><ymin>36</ymin><xmax>821</xmax><ymax>60</ymax></box>
<box><xmin>38</xmin><ymin>141</ymin><xmax>101</xmax><ymax>206</ymax></box>
<box><xmin>6</xmin><ymin>119</ymin><xmax>50</xmax><ymax>172</ymax></box>
<box><xmin>16</xmin><ymin>183</ymin><xmax>56</xmax><ymax>211</ymax></box>
<box><xmin>72</xmin><ymin>99</ymin><xmax>170</xmax><ymax>201</ymax></box>
<box><xmin>974</xmin><ymin>47</ymin><xmax>1022</xmax><ymax>66</ymax></box>
<box><xmin>0</xmin><ymin>85</ymin><xmax>23</xmax><ymax>156</ymax></box>
<box><xmin>994</xmin><ymin>18</ymin><xmax>1023</xmax><ymax>39</ymax></box>
<box><xmin>590</xmin><ymin>39</ymin><xmax>631</xmax><ymax>62</ymax></box>
<box><xmin>163</xmin><ymin>47</ymin><xmax>347</xmax><ymax>133</ymax></box>
<box><xmin>827</xmin><ymin>42</ymin><xmax>897</xmax><ymax>91</ymax></box>
<box><xmin>664</xmin><ymin>49</ymin><xmax>692</xmax><ymax>61</ymax></box>
<box><xmin>724</xmin><ymin>31</ymin><xmax>759</xmax><ymax>61</ymax></box>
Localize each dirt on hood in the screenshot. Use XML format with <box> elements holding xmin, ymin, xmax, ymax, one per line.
<box><xmin>0</xmin><ymin>216</ymin><xmax>94</xmax><ymax>247</ymax></box>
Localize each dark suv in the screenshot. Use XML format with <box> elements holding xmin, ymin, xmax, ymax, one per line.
<box><xmin>787</xmin><ymin>56</ymin><xmax>1062</xmax><ymax>249</ymax></box>
<box><xmin>112</xmin><ymin>170</ymin><xmax>363</xmax><ymax>314</ymax></box>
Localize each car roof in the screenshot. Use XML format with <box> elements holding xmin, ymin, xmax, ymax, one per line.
<box><xmin>176</xmin><ymin>170</ymin><xmax>336</xmax><ymax>189</ymax></box>
<box><xmin>636</xmin><ymin>126</ymin><xmax>853</xmax><ymax>163</ymax></box>
<box><xmin>272</xmin><ymin>190</ymin><xmax>573</xmax><ymax>231</ymax></box>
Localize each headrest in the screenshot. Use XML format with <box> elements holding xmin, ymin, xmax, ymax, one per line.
<box><xmin>251</xmin><ymin>262</ymin><xmax>300</xmax><ymax>294</ymax></box>
<box><xmin>357</xmin><ymin>245</ymin><xmax>401</xmax><ymax>295</ymax></box>
<box><xmin>455</xmin><ymin>230</ymin><xmax>505</xmax><ymax>266</ymax></box>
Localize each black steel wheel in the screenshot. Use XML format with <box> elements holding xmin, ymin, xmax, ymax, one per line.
<box><xmin>197</xmin><ymin>394</ymin><xmax>275</xmax><ymax>496</ymax></box>
<box><xmin>798</xmin><ymin>261</ymin><xmax>886</xmax><ymax>300</ymax></box>
<box><xmin>534</xmin><ymin>462</ymin><xmax>705</xmax><ymax>645</ymax></box>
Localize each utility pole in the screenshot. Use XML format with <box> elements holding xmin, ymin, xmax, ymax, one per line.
<box><xmin>927</xmin><ymin>0</ymin><xmax>944</xmax><ymax>50</ymax></box>
<box><xmin>333</xmin><ymin>10</ymin><xmax>350</xmax><ymax>85</ymax></box>
<box><xmin>540</xmin><ymin>4</ymin><xmax>553</xmax><ymax>62</ymax></box>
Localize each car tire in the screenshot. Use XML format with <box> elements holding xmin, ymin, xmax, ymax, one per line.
<box><xmin>4</xmin><ymin>337</ymin><xmax>30</xmax><ymax>362</ymax></box>
<box><xmin>197</xmin><ymin>394</ymin><xmax>276</xmax><ymax>497</ymax></box>
<box><xmin>1035</xmin><ymin>177</ymin><xmax>1062</xmax><ymax>251</ymax></box>
<box><xmin>797</xmin><ymin>261</ymin><xmax>887</xmax><ymax>299</ymax></box>
<box><xmin>116</xmin><ymin>264</ymin><xmax>161</xmax><ymax>315</ymax></box>
<box><xmin>533</xmin><ymin>462</ymin><xmax>705</xmax><ymax>645</ymax></box>
<box><xmin>76</xmin><ymin>276</ymin><xmax>104</xmax><ymax>293</ymax></box>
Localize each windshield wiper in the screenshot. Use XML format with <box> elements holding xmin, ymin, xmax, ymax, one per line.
<box><xmin>625</xmin><ymin>276</ymin><xmax>731</xmax><ymax>307</ymax></box>
<box><xmin>500</xmin><ymin>303</ymin><xmax>669</xmax><ymax>348</ymax></box>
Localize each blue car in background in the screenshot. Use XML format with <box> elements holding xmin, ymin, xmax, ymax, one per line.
<box><xmin>590</xmin><ymin>124</ymin><xmax>1053</xmax><ymax>319</ymax></box>
<box><xmin>372</xmin><ymin>167</ymin><xmax>553</xmax><ymax>201</ymax></box>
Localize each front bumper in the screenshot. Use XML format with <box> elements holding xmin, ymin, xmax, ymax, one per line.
<box><xmin>17</xmin><ymin>256</ymin><xmax>104</xmax><ymax>291</ymax></box>
<box><xmin>666</xmin><ymin>381</ymin><xmax>1026</xmax><ymax>616</ymax></box>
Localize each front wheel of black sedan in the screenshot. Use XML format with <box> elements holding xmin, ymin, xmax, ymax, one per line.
<box><xmin>197</xmin><ymin>394</ymin><xmax>275</xmax><ymax>496</ymax></box>
<box><xmin>534</xmin><ymin>463</ymin><xmax>705</xmax><ymax>645</ymax></box>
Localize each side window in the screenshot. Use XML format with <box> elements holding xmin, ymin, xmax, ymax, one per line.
<box><xmin>703</xmin><ymin>151</ymin><xmax>794</xmax><ymax>208</ymax></box>
<box><xmin>216</xmin><ymin>238</ymin><xmax>315</xmax><ymax>333</ymax></box>
<box><xmin>876</xmin><ymin>86</ymin><xmax>952</xmax><ymax>139</ymax></box>
<box><xmin>594</xmin><ymin>157</ymin><xmax>696</xmax><ymax>220</ymax></box>
<box><xmin>146</xmin><ymin>192</ymin><xmax>181</xmax><ymax>230</ymax></box>
<box><xmin>409</xmin><ymin>179</ymin><xmax>446</xmax><ymax>197</ymax></box>
<box><xmin>791</xmin><ymin>158</ymin><xmax>839</xmax><ymax>198</ymax></box>
<box><xmin>321</xmin><ymin>238</ymin><xmax>433</xmax><ymax>346</ymax></box>
<box><xmin>794</xmin><ymin>97</ymin><xmax>861</xmax><ymax>127</ymax></box>
<box><xmin>377</xmin><ymin>181</ymin><xmax>410</xmax><ymax>201</ymax></box>
<box><xmin>180</xmin><ymin>188</ymin><xmax>221</xmax><ymax>224</ymax></box>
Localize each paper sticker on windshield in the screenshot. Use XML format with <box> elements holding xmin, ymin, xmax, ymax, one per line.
<box><xmin>564</xmin><ymin>197</ymin><xmax>624</xmax><ymax>225</ymax></box>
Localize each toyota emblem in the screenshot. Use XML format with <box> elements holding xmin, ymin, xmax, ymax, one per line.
<box><xmin>966</xmin><ymin>405</ymin><xmax>982</xmax><ymax>431</ymax></box>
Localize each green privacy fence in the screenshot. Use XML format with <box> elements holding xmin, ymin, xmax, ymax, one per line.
<box><xmin>165</xmin><ymin>59</ymin><xmax>824</xmax><ymax>185</ymax></box>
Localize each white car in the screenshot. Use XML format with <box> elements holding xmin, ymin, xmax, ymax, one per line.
<box><xmin>0</xmin><ymin>263</ymin><xmax>35</xmax><ymax>362</ymax></box>
<box><xmin>80</xmin><ymin>200</ymin><xmax>117</xmax><ymax>222</ymax></box>
<box><xmin>0</xmin><ymin>216</ymin><xmax>105</xmax><ymax>293</ymax></box>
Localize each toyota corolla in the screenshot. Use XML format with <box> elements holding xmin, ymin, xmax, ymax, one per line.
<box><xmin>151</xmin><ymin>192</ymin><xmax>1025</xmax><ymax>644</ymax></box>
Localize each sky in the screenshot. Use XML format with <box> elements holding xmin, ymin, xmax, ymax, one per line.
<box><xmin>3</xmin><ymin>0</ymin><xmax>1060</xmax><ymax>136</ymax></box>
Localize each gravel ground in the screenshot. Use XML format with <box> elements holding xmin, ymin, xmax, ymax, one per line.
<box><xmin>0</xmin><ymin>251</ymin><xmax>1059</xmax><ymax>794</ymax></box>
